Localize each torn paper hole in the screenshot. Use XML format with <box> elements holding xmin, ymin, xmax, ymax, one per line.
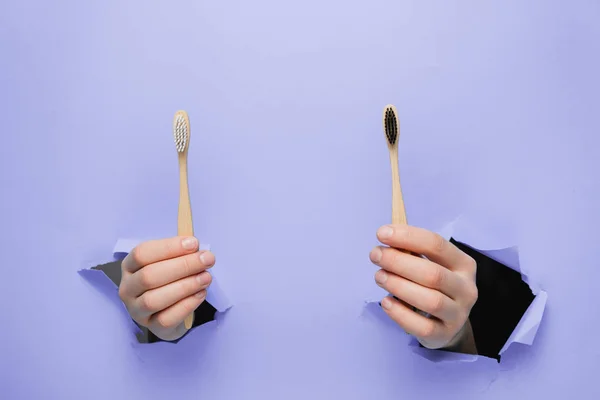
<box><xmin>363</xmin><ymin>216</ymin><xmax>548</xmax><ymax>363</ymax></box>
<box><xmin>78</xmin><ymin>238</ymin><xmax>233</xmax><ymax>343</ymax></box>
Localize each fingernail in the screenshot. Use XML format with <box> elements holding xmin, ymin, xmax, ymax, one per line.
<box><xmin>377</xmin><ymin>226</ymin><xmax>393</xmax><ymax>239</ymax></box>
<box><xmin>199</xmin><ymin>251</ymin><xmax>213</xmax><ymax>265</ymax></box>
<box><xmin>370</xmin><ymin>247</ymin><xmax>382</xmax><ymax>263</ymax></box>
<box><xmin>195</xmin><ymin>290</ymin><xmax>206</xmax><ymax>299</ymax></box>
<box><xmin>375</xmin><ymin>270</ymin><xmax>388</xmax><ymax>285</ymax></box>
<box><xmin>182</xmin><ymin>237</ymin><xmax>198</xmax><ymax>250</ymax></box>
<box><xmin>381</xmin><ymin>297</ymin><xmax>393</xmax><ymax>310</ymax></box>
<box><xmin>196</xmin><ymin>272</ymin><xmax>209</xmax><ymax>286</ymax></box>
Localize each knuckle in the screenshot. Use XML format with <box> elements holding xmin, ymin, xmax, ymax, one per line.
<box><xmin>138</xmin><ymin>269</ymin><xmax>153</xmax><ymax>289</ymax></box>
<box><xmin>400</xmin><ymin>225</ymin><xmax>412</xmax><ymax>240</ymax></box>
<box><xmin>418</xmin><ymin>321</ymin><xmax>437</xmax><ymax>339</ymax></box>
<box><xmin>139</xmin><ymin>294</ymin><xmax>155</xmax><ymax>313</ymax></box>
<box><xmin>181</xmin><ymin>276</ymin><xmax>199</xmax><ymax>294</ymax></box>
<box><xmin>118</xmin><ymin>284</ymin><xmax>128</xmax><ymax>302</ymax></box>
<box><xmin>465</xmin><ymin>255</ymin><xmax>477</xmax><ymax>273</ymax></box>
<box><xmin>465</xmin><ymin>284</ymin><xmax>479</xmax><ymax>306</ymax></box>
<box><xmin>428</xmin><ymin>293</ymin><xmax>445</xmax><ymax>314</ymax></box>
<box><xmin>391</xmin><ymin>251</ymin><xmax>404</xmax><ymax>269</ymax></box>
<box><xmin>155</xmin><ymin>314</ymin><xmax>175</xmax><ymax>330</ymax></box>
<box><xmin>181</xmin><ymin>254</ymin><xmax>196</xmax><ymax>276</ymax></box>
<box><xmin>164</xmin><ymin>238</ymin><xmax>178</xmax><ymax>256</ymax></box>
<box><xmin>432</xmin><ymin>233</ymin><xmax>446</xmax><ymax>254</ymax></box>
<box><xmin>130</xmin><ymin>246</ymin><xmax>144</xmax><ymax>265</ymax></box>
<box><xmin>426</xmin><ymin>267</ymin><xmax>444</xmax><ymax>289</ymax></box>
<box><xmin>120</xmin><ymin>258</ymin><xmax>128</xmax><ymax>273</ymax></box>
<box><xmin>180</xmin><ymin>278</ymin><xmax>194</xmax><ymax>294</ymax></box>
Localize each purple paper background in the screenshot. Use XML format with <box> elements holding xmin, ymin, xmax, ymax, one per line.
<box><xmin>1</xmin><ymin>1</ymin><xmax>599</xmax><ymax>399</ymax></box>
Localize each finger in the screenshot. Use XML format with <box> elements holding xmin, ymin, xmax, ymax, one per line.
<box><xmin>370</xmin><ymin>246</ymin><xmax>465</xmax><ymax>299</ymax></box>
<box><xmin>376</xmin><ymin>225</ymin><xmax>474</xmax><ymax>273</ymax></box>
<box><xmin>380</xmin><ymin>296</ymin><xmax>445</xmax><ymax>341</ymax></box>
<box><xmin>375</xmin><ymin>269</ymin><xmax>458</xmax><ymax>321</ymax></box>
<box><xmin>148</xmin><ymin>290</ymin><xmax>207</xmax><ymax>332</ymax></box>
<box><xmin>122</xmin><ymin>236</ymin><xmax>200</xmax><ymax>274</ymax></box>
<box><xmin>127</xmin><ymin>251</ymin><xmax>215</xmax><ymax>297</ymax></box>
<box><xmin>135</xmin><ymin>271</ymin><xmax>212</xmax><ymax>317</ymax></box>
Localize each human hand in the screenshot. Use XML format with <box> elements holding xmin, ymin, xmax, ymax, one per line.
<box><xmin>118</xmin><ymin>236</ymin><xmax>215</xmax><ymax>341</ymax></box>
<box><xmin>369</xmin><ymin>225</ymin><xmax>478</xmax><ymax>353</ymax></box>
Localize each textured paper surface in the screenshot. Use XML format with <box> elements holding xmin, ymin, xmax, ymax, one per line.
<box><xmin>2</xmin><ymin>1</ymin><xmax>597</xmax><ymax>398</ymax></box>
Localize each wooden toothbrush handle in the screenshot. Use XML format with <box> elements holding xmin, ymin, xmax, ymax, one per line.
<box><xmin>178</xmin><ymin>155</ymin><xmax>194</xmax><ymax>236</ymax></box>
<box><xmin>178</xmin><ymin>153</ymin><xmax>195</xmax><ymax>329</ymax></box>
<box><xmin>389</xmin><ymin>147</ymin><xmax>422</xmax><ymax>318</ymax></box>
<box><xmin>389</xmin><ymin>147</ymin><xmax>408</xmax><ymax>226</ymax></box>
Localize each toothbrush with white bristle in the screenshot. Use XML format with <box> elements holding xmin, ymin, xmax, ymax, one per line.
<box><xmin>173</xmin><ymin>110</ymin><xmax>195</xmax><ymax>330</ymax></box>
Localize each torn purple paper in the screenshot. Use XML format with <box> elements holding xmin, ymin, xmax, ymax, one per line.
<box><xmin>78</xmin><ymin>238</ymin><xmax>232</xmax><ymax>345</ymax></box>
<box><xmin>364</xmin><ymin>216</ymin><xmax>548</xmax><ymax>363</ymax></box>
<box><xmin>78</xmin><ymin>267</ymin><xmax>145</xmax><ymax>339</ymax></box>
<box><xmin>438</xmin><ymin>216</ymin><xmax>548</xmax><ymax>357</ymax></box>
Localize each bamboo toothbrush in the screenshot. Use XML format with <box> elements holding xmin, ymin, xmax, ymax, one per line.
<box><xmin>173</xmin><ymin>110</ymin><xmax>195</xmax><ymax>330</ymax></box>
<box><xmin>383</xmin><ymin>104</ymin><xmax>424</xmax><ymax>319</ymax></box>
<box><xmin>383</xmin><ymin>104</ymin><xmax>409</xmax><ymax>227</ymax></box>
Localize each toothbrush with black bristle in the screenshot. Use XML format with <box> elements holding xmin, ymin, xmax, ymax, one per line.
<box><xmin>173</xmin><ymin>110</ymin><xmax>195</xmax><ymax>330</ymax></box>
<box><xmin>382</xmin><ymin>104</ymin><xmax>422</xmax><ymax>318</ymax></box>
<box><xmin>383</xmin><ymin>104</ymin><xmax>408</xmax><ymax>227</ymax></box>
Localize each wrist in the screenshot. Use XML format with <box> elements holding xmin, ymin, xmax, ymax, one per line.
<box><xmin>443</xmin><ymin>319</ymin><xmax>478</xmax><ymax>355</ymax></box>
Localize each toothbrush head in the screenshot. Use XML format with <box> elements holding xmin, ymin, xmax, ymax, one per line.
<box><xmin>173</xmin><ymin>110</ymin><xmax>190</xmax><ymax>153</ymax></box>
<box><xmin>383</xmin><ymin>104</ymin><xmax>399</xmax><ymax>148</ymax></box>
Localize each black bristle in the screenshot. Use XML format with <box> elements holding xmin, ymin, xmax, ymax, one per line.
<box><xmin>384</xmin><ymin>108</ymin><xmax>398</xmax><ymax>145</ymax></box>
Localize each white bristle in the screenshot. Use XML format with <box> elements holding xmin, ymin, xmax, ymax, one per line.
<box><xmin>174</xmin><ymin>114</ymin><xmax>189</xmax><ymax>153</ymax></box>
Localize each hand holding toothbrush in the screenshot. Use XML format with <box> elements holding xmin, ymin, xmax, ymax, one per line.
<box><xmin>118</xmin><ymin>236</ymin><xmax>215</xmax><ymax>341</ymax></box>
<box><xmin>378</xmin><ymin>106</ymin><xmax>477</xmax><ymax>353</ymax></box>
<box><xmin>370</xmin><ymin>224</ymin><xmax>478</xmax><ymax>354</ymax></box>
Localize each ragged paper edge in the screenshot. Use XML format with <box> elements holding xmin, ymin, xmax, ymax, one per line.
<box><xmin>363</xmin><ymin>216</ymin><xmax>548</xmax><ymax>363</ymax></box>
<box><xmin>78</xmin><ymin>267</ymin><xmax>147</xmax><ymax>340</ymax></box>
<box><xmin>78</xmin><ymin>238</ymin><xmax>233</xmax><ymax>344</ymax></box>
